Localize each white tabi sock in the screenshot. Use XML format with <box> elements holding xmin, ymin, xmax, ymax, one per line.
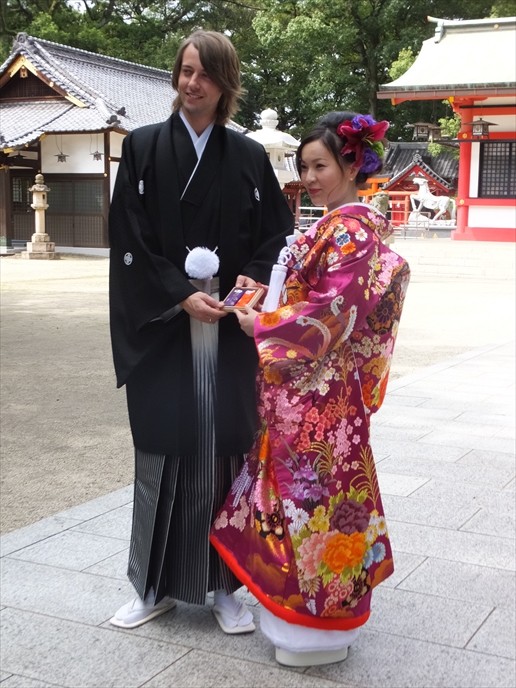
<box><xmin>213</xmin><ymin>590</ymin><xmax>253</xmax><ymax>628</ymax></box>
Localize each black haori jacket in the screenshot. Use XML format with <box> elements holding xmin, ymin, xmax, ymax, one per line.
<box><xmin>109</xmin><ymin>114</ymin><xmax>294</xmax><ymax>456</ymax></box>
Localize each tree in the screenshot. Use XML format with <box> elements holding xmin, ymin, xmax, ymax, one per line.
<box><xmin>0</xmin><ymin>0</ymin><xmax>505</xmax><ymax>137</ymax></box>
<box><xmin>490</xmin><ymin>0</ymin><xmax>516</xmax><ymax>16</ymax></box>
<box><xmin>428</xmin><ymin>111</ymin><xmax>461</xmax><ymax>159</ymax></box>
<box><xmin>388</xmin><ymin>48</ymin><xmax>415</xmax><ymax>81</ymax></box>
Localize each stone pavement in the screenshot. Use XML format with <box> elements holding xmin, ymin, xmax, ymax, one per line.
<box><xmin>1</xmin><ymin>341</ymin><xmax>515</xmax><ymax>688</ymax></box>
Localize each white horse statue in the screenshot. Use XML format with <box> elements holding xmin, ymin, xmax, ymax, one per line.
<box><xmin>410</xmin><ymin>177</ymin><xmax>456</xmax><ymax>221</ymax></box>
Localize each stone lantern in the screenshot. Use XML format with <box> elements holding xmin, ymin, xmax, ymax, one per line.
<box><xmin>408</xmin><ymin>122</ymin><xmax>433</xmax><ymax>141</ymax></box>
<box><xmin>246</xmin><ymin>109</ymin><xmax>299</xmax><ymax>188</ymax></box>
<box><xmin>22</xmin><ymin>173</ymin><xmax>59</xmax><ymax>259</ymax></box>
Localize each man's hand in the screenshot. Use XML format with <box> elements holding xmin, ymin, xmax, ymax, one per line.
<box><xmin>180</xmin><ymin>292</ymin><xmax>226</xmax><ymax>324</ymax></box>
<box><xmin>235</xmin><ymin>275</ymin><xmax>258</xmax><ymax>288</ymax></box>
<box><xmin>234</xmin><ymin>305</ymin><xmax>258</xmax><ymax>337</ymax></box>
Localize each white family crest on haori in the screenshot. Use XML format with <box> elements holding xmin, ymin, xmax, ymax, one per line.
<box><xmin>185</xmin><ymin>246</ymin><xmax>220</xmax><ymax>280</ymax></box>
<box><xmin>138</xmin><ymin>180</ymin><xmax>144</xmax><ymax>195</ymax></box>
<box><xmin>410</xmin><ymin>177</ymin><xmax>456</xmax><ymax>221</ymax></box>
<box><xmin>124</xmin><ymin>252</ymin><xmax>133</xmax><ymax>265</ymax></box>
<box><xmin>254</xmin><ymin>188</ymin><xmax>260</xmax><ymax>201</ymax></box>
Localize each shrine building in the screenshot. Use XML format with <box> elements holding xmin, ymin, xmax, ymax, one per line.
<box><xmin>378</xmin><ymin>16</ymin><xmax>516</xmax><ymax>242</ymax></box>
<box><xmin>0</xmin><ymin>33</ymin><xmax>245</xmax><ymax>251</ymax></box>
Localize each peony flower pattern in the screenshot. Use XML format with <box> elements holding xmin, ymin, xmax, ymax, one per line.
<box><xmin>330</xmin><ymin>499</ymin><xmax>370</xmax><ymax>534</ymax></box>
<box><xmin>210</xmin><ymin>203</ymin><xmax>409</xmax><ymax>629</ymax></box>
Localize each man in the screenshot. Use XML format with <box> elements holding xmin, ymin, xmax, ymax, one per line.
<box><xmin>108</xmin><ymin>30</ymin><xmax>294</xmax><ymax>633</ymax></box>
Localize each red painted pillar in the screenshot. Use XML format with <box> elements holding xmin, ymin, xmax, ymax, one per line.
<box><xmin>454</xmin><ymin>107</ymin><xmax>473</xmax><ymax>238</ymax></box>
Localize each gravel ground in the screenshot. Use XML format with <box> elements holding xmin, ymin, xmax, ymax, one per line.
<box><xmin>1</xmin><ymin>250</ymin><xmax>514</xmax><ymax>534</ymax></box>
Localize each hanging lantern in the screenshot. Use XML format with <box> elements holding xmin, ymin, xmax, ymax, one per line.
<box><xmin>470</xmin><ymin>119</ymin><xmax>497</xmax><ymax>139</ymax></box>
<box><xmin>89</xmin><ymin>133</ymin><xmax>103</xmax><ymax>161</ymax></box>
<box><xmin>54</xmin><ymin>135</ymin><xmax>68</xmax><ymax>163</ymax></box>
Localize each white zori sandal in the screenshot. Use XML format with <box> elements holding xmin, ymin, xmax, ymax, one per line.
<box><xmin>110</xmin><ymin>588</ymin><xmax>176</xmax><ymax>629</ymax></box>
<box><xmin>275</xmin><ymin>647</ymin><xmax>348</xmax><ymax>667</ymax></box>
<box><xmin>212</xmin><ymin>590</ymin><xmax>256</xmax><ymax>635</ymax></box>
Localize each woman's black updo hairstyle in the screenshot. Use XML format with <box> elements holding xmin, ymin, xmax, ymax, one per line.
<box><xmin>296</xmin><ymin>111</ymin><xmax>386</xmax><ymax>186</ymax></box>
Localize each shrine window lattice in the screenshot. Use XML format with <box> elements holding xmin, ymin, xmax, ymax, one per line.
<box><xmin>479</xmin><ymin>142</ymin><xmax>516</xmax><ymax>198</ymax></box>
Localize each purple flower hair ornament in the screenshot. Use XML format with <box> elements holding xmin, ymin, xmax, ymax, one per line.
<box><xmin>351</xmin><ymin>114</ymin><xmax>376</xmax><ymax>129</ymax></box>
<box><xmin>336</xmin><ymin>114</ymin><xmax>389</xmax><ymax>173</ymax></box>
<box><xmin>360</xmin><ymin>147</ymin><xmax>381</xmax><ymax>174</ymax></box>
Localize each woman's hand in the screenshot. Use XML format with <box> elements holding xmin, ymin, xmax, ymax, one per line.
<box><xmin>234</xmin><ymin>305</ymin><xmax>259</xmax><ymax>337</ymax></box>
<box><xmin>235</xmin><ymin>275</ymin><xmax>258</xmax><ymax>288</ymax></box>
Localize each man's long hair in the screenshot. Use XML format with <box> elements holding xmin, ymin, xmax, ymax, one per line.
<box><xmin>172</xmin><ymin>30</ymin><xmax>243</xmax><ymax>125</ymax></box>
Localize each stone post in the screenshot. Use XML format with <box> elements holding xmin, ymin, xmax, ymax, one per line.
<box><xmin>0</xmin><ymin>166</ymin><xmax>15</xmax><ymax>255</ymax></box>
<box><xmin>22</xmin><ymin>173</ymin><xmax>59</xmax><ymax>260</ymax></box>
<box><xmin>370</xmin><ymin>191</ymin><xmax>395</xmax><ymax>245</ymax></box>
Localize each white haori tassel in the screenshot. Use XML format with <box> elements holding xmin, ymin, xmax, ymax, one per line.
<box><xmin>185</xmin><ymin>246</ymin><xmax>220</xmax><ymax>294</ymax></box>
<box><xmin>262</xmin><ymin>264</ymin><xmax>288</xmax><ymax>312</ymax></box>
<box><xmin>262</xmin><ymin>231</ymin><xmax>303</xmax><ymax>313</ymax></box>
<box><xmin>286</xmin><ymin>230</ymin><xmax>303</xmax><ymax>247</ymax></box>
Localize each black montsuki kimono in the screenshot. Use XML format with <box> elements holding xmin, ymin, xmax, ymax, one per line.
<box><xmin>109</xmin><ymin>114</ymin><xmax>294</xmax><ymax>457</ymax></box>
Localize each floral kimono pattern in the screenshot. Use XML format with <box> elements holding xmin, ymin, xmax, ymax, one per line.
<box><xmin>211</xmin><ymin>204</ymin><xmax>410</xmax><ymax>630</ymax></box>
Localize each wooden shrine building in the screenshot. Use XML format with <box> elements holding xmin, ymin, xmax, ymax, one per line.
<box><xmin>0</xmin><ymin>33</ymin><xmax>245</xmax><ymax>251</ymax></box>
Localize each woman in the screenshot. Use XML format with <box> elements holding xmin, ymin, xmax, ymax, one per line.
<box><xmin>210</xmin><ymin>112</ymin><xmax>410</xmax><ymax>666</ymax></box>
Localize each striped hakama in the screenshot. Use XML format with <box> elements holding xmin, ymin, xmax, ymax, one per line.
<box><xmin>127</xmin><ymin>279</ymin><xmax>243</xmax><ymax>605</ymax></box>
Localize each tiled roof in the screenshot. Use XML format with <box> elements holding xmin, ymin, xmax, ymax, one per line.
<box><xmin>378</xmin><ymin>17</ymin><xmax>516</xmax><ymax>96</ymax></box>
<box><xmin>0</xmin><ymin>101</ymin><xmax>73</xmax><ymax>146</ymax></box>
<box><xmin>0</xmin><ymin>33</ymin><xmax>245</xmax><ymax>149</ymax></box>
<box><xmin>384</xmin><ymin>142</ymin><xmax>458</xmax><ymax>185</ymax></box>
<box><xmin>384</xmin><ymin>151</ymin><xmax>453</xmax><ymax>191</ymax></box>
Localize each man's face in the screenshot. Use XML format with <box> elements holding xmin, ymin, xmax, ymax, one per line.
<box><xmin>177</xmin><ymin>44</ymin><xmax>223</xmax><ymax>122</ymax></box>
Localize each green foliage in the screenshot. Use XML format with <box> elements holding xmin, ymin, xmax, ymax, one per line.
<box><xmin>317</xmin><ymin>560</ymin><xmax>334</xmax><ymax>585</ymax></box>
<box><xmin>351</xmin><ymin>563</ymin><xmax>363</xmax><ymax>578</ymax></box>
<box><xmin>490</xmin><ymin>0</ymin><xmax>516</xmax><ymax>16</ymax></box>
<box><xmin>291</xmin><ymin>534</ymin><xmax>304</xmax><ymax>557</ymax></box>
<box><xmin>340</xmin><ymin>569</ymin><xmax>351</xmax><ymax>585</ymax></box>
<box><xmin>388</xmin><ymin>48</ymin><xmax>415</xmax><ymax>80</ymax></box>
<box><xmin>0</xmin><ymin>0</ymin><xmax>502</xmax><ymax>137</ymax></box>
<box><xmin>328</xmin><ymin>490</ymin><xmax>345</xmax><ymax>519</ymax></box>
<box><xmin>346</xmin><ymin>486</ymin><xmax>368</xmax><ymax>504</ymax></box>
<box><xmin>428</xmin><ymin>111</ymin><xmax>461</xmax><ymax>159</ymax></box>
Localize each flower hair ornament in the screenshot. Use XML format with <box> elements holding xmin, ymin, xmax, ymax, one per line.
<box><xmin>337</xmin><ymin>115</ymin><xmax>389</xmax><ymax>174</ymax></box>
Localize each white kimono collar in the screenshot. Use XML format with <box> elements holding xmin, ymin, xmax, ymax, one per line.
<box><xmin>179</xmin><ymin>110</ymin><xmax>214</xmax><ymax>160</ymax></box>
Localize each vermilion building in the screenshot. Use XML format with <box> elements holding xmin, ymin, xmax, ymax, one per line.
<box><xmin>378</xmin><ymin>16</ymin><xmax>516</xmax><ymax>242</ymax></box>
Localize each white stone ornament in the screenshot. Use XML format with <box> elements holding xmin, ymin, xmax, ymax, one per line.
<box><xmin>184</xmin><ymin>246</ymin><xmax>220</xmax><ymax>280</ymax></box>
<box><xmin>124</xmin><ymin>252</ymin><xmax>133</xmax><ymax>265</ymax></box>
<box><xmin>254</xmin><ymin>188</ymin><xmax>260</xmax><ymax>201</ymax></box>
<box><xmin>410</xmin><ymin>177</ymin><xmax>456</xmax><ymax>223</ymax></box>
<box><xmin>138</xmin><ymin>180</ymin><xmax>144</xmax><ymax>195</ymax></box>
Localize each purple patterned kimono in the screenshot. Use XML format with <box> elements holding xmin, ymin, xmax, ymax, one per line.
<box><xmin>211</xmin><ymin>204</ymin><xmax>410</xmax><ymax>630</ymax></box>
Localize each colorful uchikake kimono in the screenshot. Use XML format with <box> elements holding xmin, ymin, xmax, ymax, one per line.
<box><xmin>210</xmin><ymin>203</ymin><xmax>410</xmax><ymax>633</ymax></box>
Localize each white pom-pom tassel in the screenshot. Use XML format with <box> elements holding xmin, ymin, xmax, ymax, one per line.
<box><xmin>185</xmin><ymin>246</ymin><xmax>220</xmax><ymax>280</ymax></box>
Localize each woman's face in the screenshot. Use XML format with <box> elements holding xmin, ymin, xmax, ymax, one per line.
<box><xmin>299</xmin><ymin>139</ymin><xmax>358</xmax><ymax>211</ymax></box>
